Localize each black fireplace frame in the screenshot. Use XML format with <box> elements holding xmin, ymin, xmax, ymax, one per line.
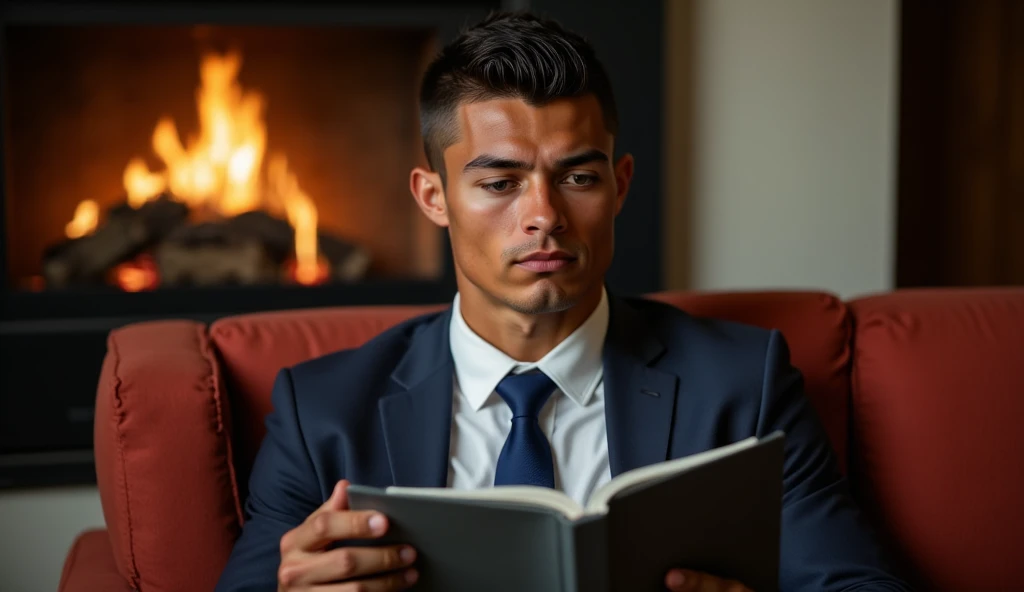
<box><xmin>0</xmin><ymin>0</ymin><xmax>664</xmax><ymax>488</ymax></box>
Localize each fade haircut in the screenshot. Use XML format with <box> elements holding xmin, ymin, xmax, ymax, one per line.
<box><xmin>419</xmin><ymin>11</ymin><xmax>619</xmax><ymax>183</ymax></box>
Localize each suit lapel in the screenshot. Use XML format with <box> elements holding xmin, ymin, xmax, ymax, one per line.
<box><xmin>603</xmin><ymin>295</ymin><xmax>679</xmax><ymax>477</ymax></box>
<box><xmin>376</xmin><ymin>297</ymin><xmax>681</xmax><ymax>485</ymax></box>
<box><xmin>378</xmin><ymin>309</ymin><xmax>454</xmax><ymax>488</ymax></box>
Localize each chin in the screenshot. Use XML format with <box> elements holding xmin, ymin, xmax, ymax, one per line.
<box><xmin>504</xmin><ymin>280</ymin><xmax>581</xmax><ymax>315</ymax></box>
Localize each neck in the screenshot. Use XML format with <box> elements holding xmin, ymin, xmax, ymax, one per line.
<box><xmin>458</xmin><ymin>284</ymin><xmax>604</xmax><ymax>363</ymax></box>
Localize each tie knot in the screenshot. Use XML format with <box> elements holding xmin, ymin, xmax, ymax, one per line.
<box><xmin>495</xmin><ymin>372</ymin><xmax>556</xmax><ymax>419</ymax></box>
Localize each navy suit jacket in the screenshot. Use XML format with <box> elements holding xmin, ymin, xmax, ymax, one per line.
<box><xmin>216</xmin><ymin>295</ymin><xmax>911</xmax><ymax>591</ymax></box>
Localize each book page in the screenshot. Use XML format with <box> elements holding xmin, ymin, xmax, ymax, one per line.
<box><xmin>584</xmin><ymin>436</ymin><xmax>760</xmax><ymax>514</ymax></box>
<box><xmin>385</xmin><ymin>485</ymin><xmax>588</xmax><ymax>520</ymax></box>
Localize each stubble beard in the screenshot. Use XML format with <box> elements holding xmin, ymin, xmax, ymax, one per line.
<box><xmin>502</xmin><ymin>281</ymin><xmax>578</xmax><ymax>315</ymax></box>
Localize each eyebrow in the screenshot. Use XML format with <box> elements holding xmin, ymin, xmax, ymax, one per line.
<box><xmin>463</xmin><ymin>155</ymin><xmax>532</xmax><ymax>172</ymax></box>
<box><xmin>555</xmin><ymin>149</ymin><xmax>610</xmax><ymax>169</ymax></box>
<box><xmin>462</xmin><ymin>149</ymin><xmax>610</xmax><ymax>173</ymax></box>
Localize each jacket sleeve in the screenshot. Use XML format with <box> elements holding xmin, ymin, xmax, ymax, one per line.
<box><xmin>215</xmin><ymin>368</ymin><xmax>323</xmax><ymax>592</ymax></box>
<box><xmin>758</xmin><ymin>330</ymin><xmax>913</xmax><ymax>592</ymax></box>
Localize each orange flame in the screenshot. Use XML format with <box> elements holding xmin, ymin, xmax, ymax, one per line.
<box><xmin>269</xmin><ymin>155</ymin><xmax>323</xmax><ymax>285</ymax></box>
<box><xmin>64</xmin><ymin>51</ymin><xmax>319</xmax><ymax>279</ymax></box>
<box><xmin>133</xmin><ymin>51</ymin><xmax>269</xmax><ymax>214</ymax></box>
<box><xmin>65</xmin><ymin>200</ymin><xmax>99</xmax><ymax>239</ymax></box>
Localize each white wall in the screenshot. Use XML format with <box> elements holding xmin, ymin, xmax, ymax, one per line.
<box><xmin>0</xmin><ymin>486</ymin><xmax>106</xmax><ymax>592</ymax></box>
<box><xmin>664</xmin><ymin>0</ymin><xmax>899</xmax><ymax>299</ymax></box>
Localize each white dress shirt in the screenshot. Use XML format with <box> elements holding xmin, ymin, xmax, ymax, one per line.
<box><xmin>447</xmin><ymin>289</ymin><xmax>612</xmax><ymax>506</ymax></box>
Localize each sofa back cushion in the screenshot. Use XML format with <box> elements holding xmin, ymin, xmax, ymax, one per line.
<box><xmin>211</xmin><ymin>290</ymin><xmax>852</xmax><ymax>488</ymax></box>
<box><xmin>849</xmin><ymin>288</ymin><xmax>1024</xmax><ymax>591</ymax></box>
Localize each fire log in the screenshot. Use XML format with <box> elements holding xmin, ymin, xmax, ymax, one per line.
<box><xmin>319</xmin><ymin>234</ymin><xmax>371</xmax><ymax>281</ymax></box>
<box><xmin>154</xmin><ymin>221</ymin><xmax>279</xmax><ymax>286</ymax></box>
<box><xmin>227</xmin><ymin>210</ymin><xmax>371</xmax><ymax>281</ymax></box>
<box><xmin>110</xmin><ymin>195</ymin><xmax>190</xmax><ymax>238</ymax></box>
<box><xmin>227</xmin><ymin>210</ymin><xmax>293</xmax><ymax>262</ymax></box>
<box><xmin>42</xmin><ymin>194</ymin><xmax>188</xmax><ymax>288</ymax></box>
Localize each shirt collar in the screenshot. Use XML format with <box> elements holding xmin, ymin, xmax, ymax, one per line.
<box><xmin>449</xmin><ymin>288</ymin><xmax>610</xmax><ymax>412</ymax></box>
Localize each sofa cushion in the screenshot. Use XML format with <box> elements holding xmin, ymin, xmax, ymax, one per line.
<box><xmin>850</xmin><ymin>288</ymin><xmax>1024</xmax><ymax>590</ymax></box>
<box><xmin>650</xmin><ymin>291</ymin><xmax>852</xmax><ymax>469</ymax></box>
<box><xmin>95</xmin><ymin>321</ymin><xmax>242</xmax><ymax>592</ymax></box>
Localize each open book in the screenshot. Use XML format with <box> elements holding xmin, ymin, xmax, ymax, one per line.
<box><xmin>348</xmin><ymin>431</ymin><xmax>785</xmax><ymax>592</ymax></box>
<box><xmin>384</xmin><ymin>436</ymin><xmax>761</xmax><ymax>521</ymax></box>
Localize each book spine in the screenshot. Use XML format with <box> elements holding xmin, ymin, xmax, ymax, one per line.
<box><xmin>561</xmin><ymin>515</ymin><xmax>610</xmax><ymax>592</ymax></box>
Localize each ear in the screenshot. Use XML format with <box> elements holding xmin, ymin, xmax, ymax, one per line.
<box><xmin>410</xmin><ymin>166</ymin><xmax>449</xmax><ymax>228</ymax></box>
<box><xmin>613</xmin><ymin>153</ymin><xmax>634</xmax><ymax>215</ymax></box>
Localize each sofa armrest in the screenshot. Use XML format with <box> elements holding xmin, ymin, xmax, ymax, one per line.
<box><xmin>59</xmin><ymin>529</ymin><xmax>134</xmax><ymax>592</ymax></box>
<box><xmin>94</xmin><ymin>321</ymin><xmax>242</xmax><ymax>591</ymax></box>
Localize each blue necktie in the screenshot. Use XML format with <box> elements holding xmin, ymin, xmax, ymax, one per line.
<box><xmin>494</xmin><ymin>372</ymin><xmax>557</xmax><ymax>488</ymax></box>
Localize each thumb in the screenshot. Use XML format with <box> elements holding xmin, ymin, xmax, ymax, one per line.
<box><xmin>324</xmin><ymin>480</ymin><xmax>350</xmax><ymax>511</ymax></box>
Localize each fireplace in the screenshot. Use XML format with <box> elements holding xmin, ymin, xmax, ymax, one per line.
<box><xmin>6</xmin><ymin>24</ymin><xmax>445</xmax><ymax>293</ymax></box>
<box><xmin>0</xmin><ymin>1</ymin><xmax>664</xmax><ymax>488</ymax></box>
<box><xmin>0</xmin><ymin>3</ymin><xmax>483</xmax><ymax>488</ymax></box>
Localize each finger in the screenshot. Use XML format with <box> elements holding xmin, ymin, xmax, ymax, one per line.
<box><xmin>292</xmin><ymin>509</ymin><xmax>389</xmax><ymax>551</ymax></box>
<box><xmin>327</xmin><ymin>480</ymin><xmax>350</xmax><ymax>512</ymax></box>
<box><xmin>279</xmin><ymin>484</ymin><xmax>372</xmax><ymax>556</ymax></box>
<box><xmin>279</xmin><ymin>545</ymin><xmax>416</xmax><ymax>587</ymax></box>
<box><xmin>332</xmin><ymin>568</ymin><xmax>419</xmax><ymax>592</ymax></box>
<box><xmin>666</xmin><ymin>569</ymin><xmax>695</xmax><ymax>591</ymax></box>
<box><xmin>666</xmin><ymin>569</ymin><xmax>750</xmax><ymax>592</ymax></box>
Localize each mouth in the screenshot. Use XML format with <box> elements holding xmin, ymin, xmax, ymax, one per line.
<box><xmin>514</xmin><ymin>250</ymin><xmax>576</xmax><ymax>273</ymax></box>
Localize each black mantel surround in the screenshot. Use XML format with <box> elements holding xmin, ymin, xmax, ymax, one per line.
<box><xmin>0</xmin><ymin>0</ymin><xmax>663</xmax><ymax>488</ymax></box>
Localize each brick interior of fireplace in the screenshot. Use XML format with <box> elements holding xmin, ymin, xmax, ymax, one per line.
<box><xmin>3</xmin><ymin>25</ymin><xmax>443</xmax><ymax>290</ymax></box>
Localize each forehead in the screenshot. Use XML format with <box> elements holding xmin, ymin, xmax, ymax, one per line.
<box><xmin>445</xmin><ymin>95</ymin><xmax>613</xmax><ymax>168</ymax></box>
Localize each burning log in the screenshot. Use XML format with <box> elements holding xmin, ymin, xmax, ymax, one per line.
<box><xmin>111</xmin><ymin>194</ymin><xmax>189</xmax><ymax>238</ymax></box>
<box><xmin>227</xmin><ymin>210</ymin><xmax>294</xmax><ymax>262</ymax></box>
<box><xmin>319</xmin><ymin>234</ymin><xmax>371</xmax><ymax>282</ymax></box>
<box><xmin>43</xmin><ymin>195</ymin><xmax>370</xmax><ymax>289</ymax></box>
<box><xmin>154</xmin><ymin>221</ymin><xmax>278</xmax><ymax>287</ymax></box>
<box><xmin>42</xmin><ymin>195</ymin><xmax>187</xmax><ymax>288</ymax></box>
<box><xmin>225</xmin><ymin>210</ymin><xmax>371</xmax><ymax>282</ymax></box>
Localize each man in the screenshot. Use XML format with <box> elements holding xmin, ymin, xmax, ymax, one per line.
<box><xmin>217</xmin><ymin>12</ymin><xmax>911</xmax><ymax>592</ymax></box>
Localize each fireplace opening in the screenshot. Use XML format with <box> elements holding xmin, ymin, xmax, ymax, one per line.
<box><xmin>3</xmin><ymin>24</ymin><xmax>443</xmax><ymax>293</ymax></box>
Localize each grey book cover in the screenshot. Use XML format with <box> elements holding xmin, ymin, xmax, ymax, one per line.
<box><xmin>348</xmin><ymin>432</ymin><xmax>784</xmax><ymax>592</ymax></box>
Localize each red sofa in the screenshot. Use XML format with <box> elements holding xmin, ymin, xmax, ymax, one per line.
<box><xmin>59</xmin><ymin>288</ymin><xmax>1024</xmax><ymax>591</ymax></box>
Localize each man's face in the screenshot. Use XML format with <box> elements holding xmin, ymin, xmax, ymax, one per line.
<box><xmin>432</xmin><ymin>95</ymin><xmax>632</xmax><ymax>315</ymax></box>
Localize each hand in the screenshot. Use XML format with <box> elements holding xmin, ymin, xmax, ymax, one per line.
<box><xmin>665</xmin><ymin>569</ymin><xmax>752</xmax><ymax>592</ymax></box>
<box><xmin>277</xmin><ymin>480</ymin><xmax>418</xmax><ymax>591</ymax></box>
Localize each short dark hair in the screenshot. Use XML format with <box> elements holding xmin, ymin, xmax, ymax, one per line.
<box><xmin>419</xmin><ymin>11</ymin><xmax>619</xmax><ymax>182</ymax></box>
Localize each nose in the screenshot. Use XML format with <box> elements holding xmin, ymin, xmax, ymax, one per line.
<box><xmin>519</xmin><ymin>180</ymin><xmax>566</xmax><ymax>237</ymax></box>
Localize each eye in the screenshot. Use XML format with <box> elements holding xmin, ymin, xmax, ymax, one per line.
<box><xmin>563</xmin><ymin>173</ymin><xmax>598</xmax><ymax>187</ymax></box>
<box><xmin>482</xmin><ymin>179</ymin><xmax>518</xmax><ymax>194</ymax></box>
